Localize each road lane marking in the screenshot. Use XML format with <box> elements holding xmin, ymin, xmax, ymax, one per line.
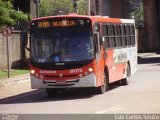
<box><xmin>96</xmin><ymin>106</ymin><xmax>126</xmax><ymax>114</ymax></box>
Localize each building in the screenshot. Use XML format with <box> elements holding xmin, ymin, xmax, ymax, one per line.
<box><xmin>88</xmin><ymin>0</ymin><xmax>129</xmax><ymax>18</ymax></box>
<box><xmin>89</xmin><ymin>0</ymin><xmax>160</xmax><ymax>52</ymax></box>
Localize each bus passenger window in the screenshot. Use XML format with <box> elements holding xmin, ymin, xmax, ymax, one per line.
<box><xmin>103</xmin><ymin>37</ymin><xmax>109</xmax><ymax>49</ymax></box>
<box><xmin>130</xmin><ymin>25</ymin><xmax>135</xmax><ymax>46</ymax></box>
<box><xmin>102</xmin><ymin>25</ymin><xmax>108</xmax><ymax>36</ymax></box>
<box><xmin>94</xmin><ymin>33</ymin><xmax>100</xmax><ymax>52</ymax></box>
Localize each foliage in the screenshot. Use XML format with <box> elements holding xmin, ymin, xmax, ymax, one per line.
<box><xmin>77</xmin><ymin>0</ymin><xmax>87</xmax><ymax>15</ymax></box>
<box><xmin>130</xmin><ymin>3</ymin><xmax>144</xmax><ymax>21</ymax></box>
<box><xmin>0</xmin><ymin>0</ymin><xmax>28</xmax><ymax>28</ymax></box>
<box><xmin>39</xmin><ymin>0</ymin><xmax>87</xmax><ymax>17</ymax></box>
<box><xmin>0</xmin><ymin>69</ymin><xmax>29</xmax><ymax>79</ymax></box>
<box><xmin>129</xmin><ymin>0</ymin><xmax>144</xmax><ymax>27</ymax></box>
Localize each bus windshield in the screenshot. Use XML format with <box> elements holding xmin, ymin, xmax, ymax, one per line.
<box><xmin>30</xmin><ymin>27</ymin><xmax>94</xmax><ymax>63</ymax></box>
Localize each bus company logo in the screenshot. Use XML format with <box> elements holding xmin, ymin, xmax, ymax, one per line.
<box><xmin>59</xmin><ymin>73</ymin><xmax>63</xmax><ymax>78</ymax></box>
<box><xmin>69</xmin><ymin>69</ymin><xmax>82</xmax><ymax>74</ymax></box>
<box><xmin>117</xmin><ymin>52</ymin><xmax>127</xmax><ymax>62</ymax></box>
<box><xmin>40</xmin><ymin>70</ymin><xmax>56</xmax><ymax>74</ymax></box>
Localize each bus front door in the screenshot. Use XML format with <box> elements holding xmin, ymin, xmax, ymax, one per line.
<box><xmin>94</xmin><ymin>33</ymin><xmax>104</xmax><ymax>87</ymax></box>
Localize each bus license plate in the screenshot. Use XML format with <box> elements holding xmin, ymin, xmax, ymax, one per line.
<box><xmin>56</xmin><ymin>81</ymin><xmax>66</xmax><ymax>85</ymax></box>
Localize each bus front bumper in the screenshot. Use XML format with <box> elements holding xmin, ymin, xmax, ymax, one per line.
<box><xmin>31</xmin><ymin>73</ymin><xmax>97</xmax><ymax>89</ymax></box>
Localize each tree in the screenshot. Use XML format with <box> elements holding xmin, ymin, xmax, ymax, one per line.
<box><xmin>0</xmin><ymin>0</ymin><xmax>28</xmax><ymax>28</ymax></box>
<box><xmin>129</xmin><ymin>0</ymin><xmax>144</xmax><ymax>27</ymax></box>
<box><xmin>39</xmin><ymin>0</ymin><xmax>87</xmax><ymax>17</ymax></box>
<box><xmin>77</xmin><ymin>0</ymin><xmax>87</xmax><ymax>15</ymax></box>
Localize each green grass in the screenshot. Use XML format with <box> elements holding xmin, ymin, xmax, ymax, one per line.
<box><xmin>0</xmin><ymin>69</ymin><xmax>29</xmax><ymax>79</ymax></box>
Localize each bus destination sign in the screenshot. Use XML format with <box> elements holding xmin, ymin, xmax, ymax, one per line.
<box><xmin>33</xmin><ymin>19</ymin><xmax>90</xmax><ymax>29</ymax></box>
<box><xmin>53</xmin><ymin>20</ymin><xmax>76</xmax><ymax>27</ymax></box>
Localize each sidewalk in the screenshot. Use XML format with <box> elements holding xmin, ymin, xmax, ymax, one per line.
<box><xmin>0</xmin><ymin>74</ymin><xmax>32</xmax><ymax>100</ymax></box>
<box><xmin>0</xmin><ymin>73</ymin><xmax>30</xmax><ymax>87</ymax></box>
<box><xmin>138</xmin><ymin>52</ymin><xmax>157</xmax><ymax>58</ymax></box>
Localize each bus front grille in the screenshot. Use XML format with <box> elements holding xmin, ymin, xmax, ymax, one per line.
<box><xmin>43</xmin><ymin>79</ymin><xmax>79</xmax><ymax>86</ymax></box>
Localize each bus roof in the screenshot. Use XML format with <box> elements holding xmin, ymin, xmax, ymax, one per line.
<box><xmin>31</xmin><ymin>13</ymin><xmax>135</xmax><ymax>24</ymax></box>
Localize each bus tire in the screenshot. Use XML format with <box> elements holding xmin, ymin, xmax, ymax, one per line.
<box><xmin>97</xmin><ymin>71</ymin><xmax>108</xmax><ymax>94</ymax></box>
<box><xmin>121</xmin><ymin>64</ymin><xmax>131</xmax><ymax>85</ymax></box>
<box><xmin>105</xmin><ymin>69</ymin><xmax>110</xmax><ymax>91</ymax></box>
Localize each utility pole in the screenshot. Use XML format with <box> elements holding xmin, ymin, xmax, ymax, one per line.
<box><xmin>73</xmin><ymin>0</ymin><xmax>78</xmax><ymax>13</ymax></box>
<box><xmin>87</xmin><ymin>0</ymin><xmax>91</xmax><ymax>15</ymax></box>
<box><xmin>34</xmin><ymin>0</ymin><xmax>41</xmax><ymax>18</ymax></box>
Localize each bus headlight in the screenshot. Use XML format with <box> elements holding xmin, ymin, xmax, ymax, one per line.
<box><xmin>88</xmin><ymin>68</ymin><xmax>93</xmax><ymax>72</ymax></box>
<box><xmin>31</xmin><ymin>70</ymin><xmax>35</xmax><ymax>75</ymax></box>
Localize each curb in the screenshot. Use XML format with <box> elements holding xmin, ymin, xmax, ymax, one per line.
<box><xmin>0</xmin><ymin>74</ymin><xmax>30</xmax><ymax>87</ymax></box>
<box><xmin>138</xmin><ymin>53</ymin><xmax>157</xmax><ymax>58</ymax></box>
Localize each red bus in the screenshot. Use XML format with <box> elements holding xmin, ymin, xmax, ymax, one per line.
<box><xmin>29</xmin><ymin>14</ymin><xmax>137</xmax><ymax>96</ymax></box>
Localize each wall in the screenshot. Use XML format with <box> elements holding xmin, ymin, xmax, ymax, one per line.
<box><xmin>143</xmin><ymin>0</ymin><xmax>160</xmax><ymax>52</ymax></box>
<box><xmin>109</xmin><ymin>0</ymin><xmax>129</xmax><ymax>18</ymax></box>
<box><xmin>89</xmin><ymin>0</ymin><xmax>129</xmax><ymax>18</ymax></box>
<box><xmin>0</xmin><ymin>31</ymin><xmax>22</xmax><ymax>71</ymax></box>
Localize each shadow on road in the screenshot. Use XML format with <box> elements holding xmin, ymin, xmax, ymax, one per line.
<box><xmin>138</xmin><ymin>56</ymin><xmax>160</xmax><ymax>64</ymax></box>
<box><xmin>0</xmin><ymin>88</ymin><xmax>96</xmax><ymax>104</ymax></box>
<box><xmin>0</xmin><ymin>83</ymin><xmax>121</xmax><ymax>105</ymax></box>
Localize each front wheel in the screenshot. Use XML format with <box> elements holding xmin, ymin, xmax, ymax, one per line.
<box><xmin>97</xmin><ymin>71</ymin><xmax>109</xmax><ymax>94</ymax></box>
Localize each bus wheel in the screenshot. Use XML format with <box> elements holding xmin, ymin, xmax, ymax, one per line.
<box><xmin>97</xmin><ymin>72</ymin><xmax>107</xmax><ymax>94</ymax></box>
<box><xmin>46</xmin><ymin>88</ymin><xmax>59</xmax><ymax>97</ymax></box>
<box><xmin>121</xmin><ymin>64</ymin><xmax>131</xmax><ymax>85</ymax></box>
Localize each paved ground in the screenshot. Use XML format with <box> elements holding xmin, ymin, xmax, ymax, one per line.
<box><xmin>0</xmin><ymin>74</ymin><xmax>31</xmax><ymax>100</ymax></box>
<box><xmin>0</xmin><ymin>74</ymin><xmax>30</xmax><ymax>87</ymax></box>
<box><xmin>0</xmin><ymin>56</ymin><xmax>160</xmax><ymax>114</ymax></box>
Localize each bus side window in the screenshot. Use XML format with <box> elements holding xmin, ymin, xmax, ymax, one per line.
<box><xmin>108</xmin><ymin>25</ymin><xmax>116</xmax><ymax>49</ymax></box>
<box><xmin>103</xmin><ymin>37</ymin><xmax>109</xmax><ymax>49</ymax></box>
<box><xmin>121</xmin><ymin>24</ymin><xmax>125</xmax><ymax>47</ymax></box>
<box><xmin>102</xmin><ymin>24</ymin><xmax>107</xmax><ymax>36</ymax></box>
<box><xmin>130</xmin><ymin>25</ymin><xmax>135</xmax><ymax>46</ymax></box>
<box><xmin>124</xmin><ymin>25</ymin><xmax>128</xmax><ymax>47</ymax></box>
<box><xmin>115</xmin><ymin>25</ymin><xmax>122</xmax><ymax>48</ymax></box>
<box><xmin>102</xmin><ymin>24</ymin><xmax>110</xmax><ymax>49</ymax></box>
<box><xmin>94</xmin><ymin>33</ymin><xmax>100</xmax><ymax>53</ymax></box>
<box><xmin>126</xmin><ymin>25</ymin><xmax>131</xmax><ymax>46</ymax></box>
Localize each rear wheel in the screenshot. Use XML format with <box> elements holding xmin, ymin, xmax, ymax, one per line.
<box><xmin>121</xmin><ymin>64</ymin><xmax>131</xmax><ymax>85</ymax></box>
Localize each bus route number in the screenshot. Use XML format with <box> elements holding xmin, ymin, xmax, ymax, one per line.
<box><xmin>69</xmin><ymin>69</ymin><xmax>82</xmax><ymax>74</ymax></box>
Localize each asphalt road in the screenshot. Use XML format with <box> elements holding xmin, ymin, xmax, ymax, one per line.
<box><xmin>0</xmin><ymin>55</ymin><xmax>160</xmax><ymax>114</ymax></box>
